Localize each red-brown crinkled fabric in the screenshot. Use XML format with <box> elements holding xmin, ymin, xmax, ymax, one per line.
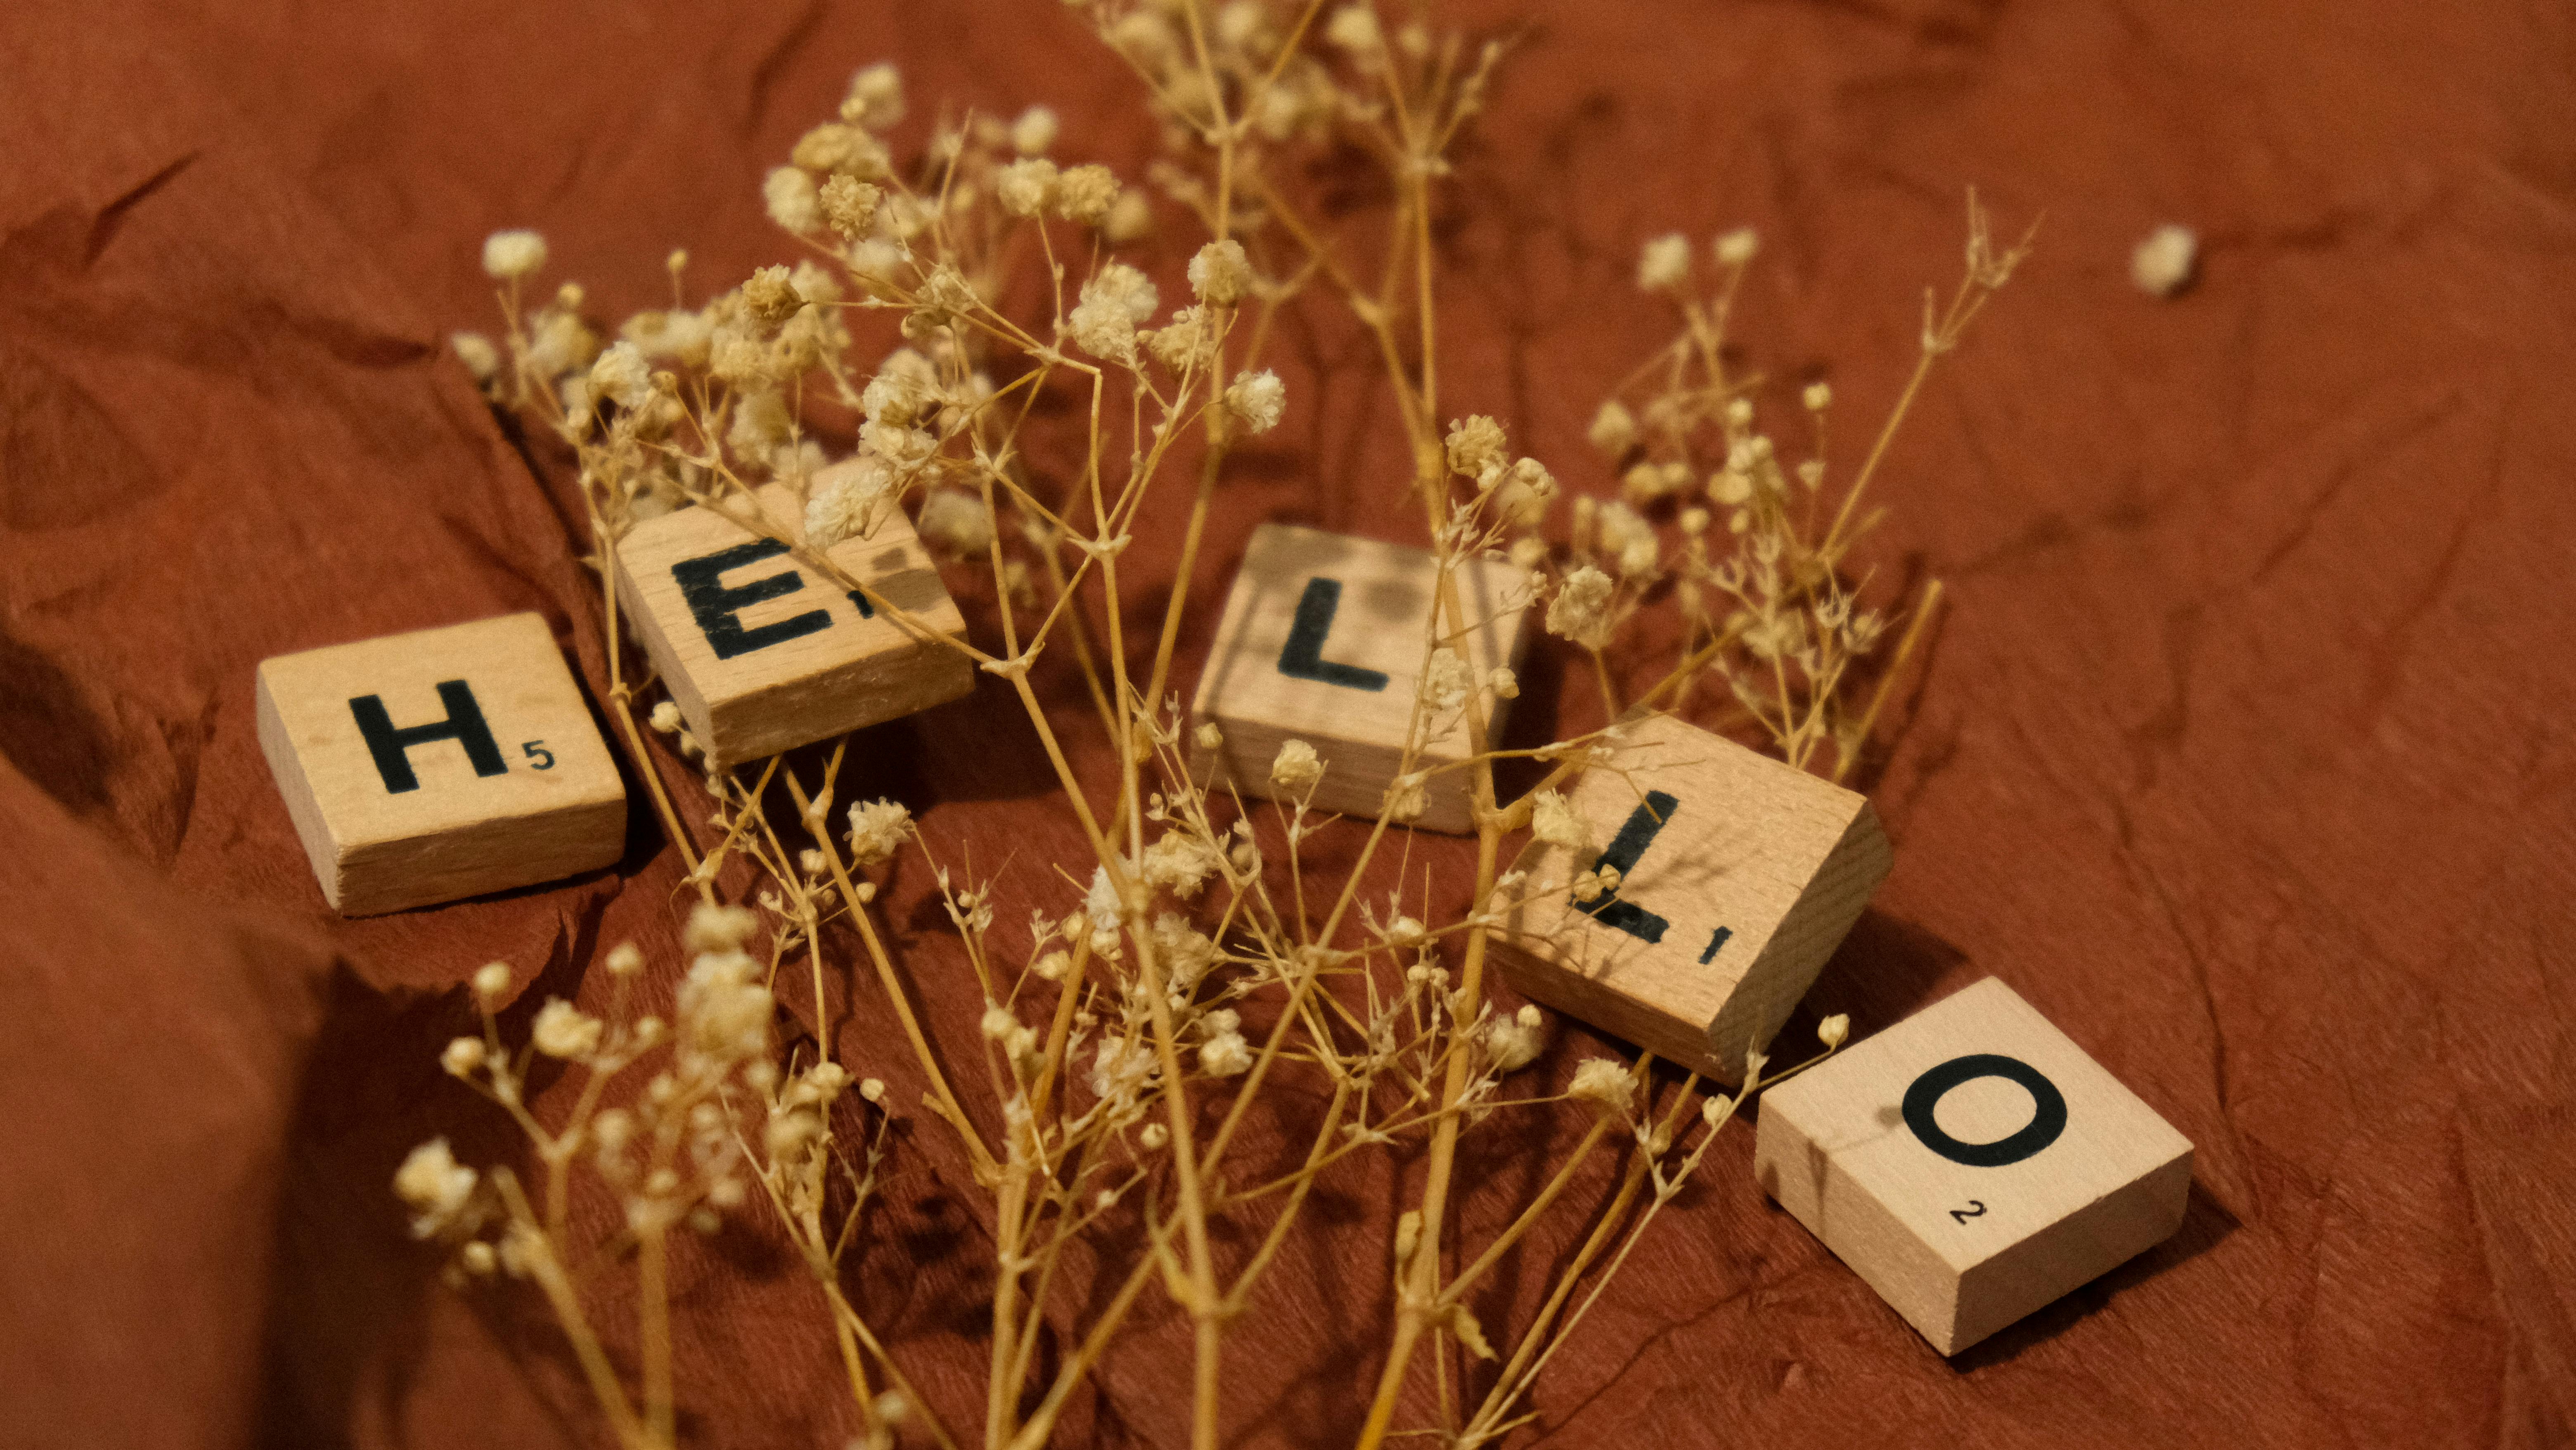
<box><xmin>1</xmin><ymin>0</ymin><xmax>2570</xmax><ymax>1445</ymax></box>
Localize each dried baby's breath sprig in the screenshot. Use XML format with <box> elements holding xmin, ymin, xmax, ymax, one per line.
<box><xmin>428</xmin><ymin>11</ymin><xmax>2013</xmax><ymax>1448</ymax></box>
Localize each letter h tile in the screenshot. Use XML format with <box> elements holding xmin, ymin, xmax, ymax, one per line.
<box><xmin>256</xmin><ymin>612</ymin><xmax>626</xmax><ymax>915</ymax></box>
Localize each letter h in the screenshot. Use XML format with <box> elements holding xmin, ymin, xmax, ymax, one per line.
<box><xmin>348</xmin><ymin>680</ymin><xmax>508</xmax><ymax>794</ymax></box>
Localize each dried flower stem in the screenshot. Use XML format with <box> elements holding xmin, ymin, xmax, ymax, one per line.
<box><xmin>421</xmin><ymin>12</ymin><xmax>2013</xmax><ymax>1444</ymax></box>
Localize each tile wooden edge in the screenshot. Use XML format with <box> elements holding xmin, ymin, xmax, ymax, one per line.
<box><xmin>1754</xmin><ymin>1101</ymin><xmax>1965</xmax><ymax>1346</ymax></box>
<box><xmin>332</xmin><ymin>791</ymin><xmax>628</xmax><ymax>916</ymax></box>
<box><xmin>1705</xmin><ymin>799</ymin><xmax>1894</xmax><ymax>1071</ymax></box>
<box><xmin>698</xmin><ymin>627</ymin><xmax>974</xmax><ymax>769</ymax></box>
<box><xmin>1948</xmin><ymin>1142</ymin><xmax>2192</xmax><ymax>1352</ymax></box>
<box><xmin>255</xmin><ymin>663</ymin><xmax>346</xmax><ymax>909</ymax></box>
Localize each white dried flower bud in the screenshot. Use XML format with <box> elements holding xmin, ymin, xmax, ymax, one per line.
<box><xmin>523</xmin><ymin>308</ymin><xmax>598</xmax><ymax>383</ymax></box>
<box><xmin>1499</xmin><ymin>455</ymin><xmax>1555</xmax><ymax>502</ymax></box>
<box><xmin>1009</xmin><ymin>104</ymin><xmax>1060</xmax><ymax>156</ymax></box>
<box><xmin>794</xmin><ymin>121</ymin><xmax>890</xmax><ymax>179</ymax></box>
<box><xmin>1586</xmin><ymin>399</ymin><xmax>1637</xmax><ymax>457</ymax></box>
<box><xmin>726</xmin><ymin>390</ymin><xmax>792</xmax><ymax>466</ymax></box>
<box><xmin>980</xmin><ymin>1005</ymin><xmax>1017</xmax><ymax>1040</ymax></box>
<box><xmin>1637</xmin><ymin>232</ymin><xmax>1691</xmax><ymax>294</ymax></box>
<box><xmin>848</xmin><ymin>238</ymin><xmax>907</xmax><ymax>289</ymax></box>
<box><xmin>1193</xmin><ymin>721</ymin><xmax>1224</xmax><ymax>750</ymax></box>
<box><xmin>917</xmin><ymin>488</ymin><xmax>996</xmax><ymax>557</ymax></box>
<box><xmin>739</xmin><ymin>266</ymin><xmax>802</xmax><ymax>330</ymax></box>
<box><xmin>1198</xmin><ymin>1031</ymin><xmax>1254</xmax><ymax>1078</ymax></box>
<box><xmin>1444</xmin><ymin>414</ymin><xmax>1507</xmax><ymax>479</ymax></box>
<box><xmin>601</xmin><ymin>943</ymin><xmax>644</xmax><ymax>979</ymax></box>
<box><xmin>1067</xmin><ymin>261</ymin><xmax>1160</xmax><ymax>362</ymax></box>
<box><xmin>684</xmin><ymin>903</ymin><xmax>758</xmax><ymax>955</ymax></box>
<box><xmin>1270</xmin><ymin>739</ymin><xmax>1324</xmax><ymax>794</ymax></box>
<box><xmin>1530</xmin><ymin>789</ymin><xmax>1586</xmax><ymax>849</ymax></box>
<box><xmin>1224</xmin><ymin>369</ymin><xmax>1286</xmax><ymax>434</ymax></box>
<box><xmin>1423</xmin><ymin>647</ymin><xmax>1473</xmax><ymax>716</ymax></box>
<box><xmin>1103</xmin><ymin>189</ymin><xmax>1154</xmax><ymax>243</ymax></box>
<box><xmin>842</xmin><ymin>61</ymin><xmax>906</xmax><ymax>131</ymax></box>
<box><xmin>440</xmin><ymin>1037</ymin><xmax>485</xmax><ymax>1076</ymax></box>
<box><xmin>1545</xmin><ymin>565</ymin><xmax>1617</xmax><ymax>650</ymax></box>
<box><xmin>471</xmin><ymin>961</ymin><xmax>511</xmax><ymax>1005</ymax></box>
<box><xmin>1109</xmin><ymin>8</ymin><xmax>1180</xmax><ymax>62</ymax></box>
<box><xmin>1324</xmin><ymin>5</ymin><xmax>1383</xmax><ymax>55</ymax></box>
<box><xmin>394</xmin><ymin>1138</ymin><xmax>478</xmax><ymax>1237</ymax></box>
<box><xmin>763</xmin><ymin>166</ymin><xmax>821</xmax><ymax>235</ymax></box>
<box><xmin>1488</xmin><ymin>666</ymin><xmax>1520</xmax><ymax>700</ymax></box>
<box><xmin>1382</xmin><ymin>771</ymin><xmax>1427</xmax><ymax>821</ymax></box>
<box><xmin>481</xmin><ymin>229</ymin><xmax>547</xmax><ymax>281</ymax></box>
<box><xmin>1484</xmin><ymin>1010</ymin><xmax>1544</xmax><ymax>1073</ymax></box>
<box><xmin>1567</xmin><ymin>1058</ymin><xmax>1635</xmax><ymax>1115</ymax></box>
<box><xmin>846</xmin><ymin>798</ymin><xmax>912</xmax><ymax>866</ymax></box>
<box><xmin>805</xmin><ymin>457</ymin><xmax>897</xmax><ymax>549</ymax></box>
<box><xmin>2131</xmin><ymin>223</ymin><xmax>2197</xmax><ymax>298</ymax></box>
<box><xmin>765</xmin><ymin>1111</ymin><xmax>822</xmax><ymax>1160</ymax></box>
<box><xmin>587</xmin><ymin>341</ymin><xmax>653</xmax><ymax>412</ymax></box>
<box><xmin>995</xmin><ymin>157</ymin><xmax>1059</xmax><ymax>218</ymax></box>
<box><xmin>1055</xmin><ymin>163</ymin><xmax>1120</xmax><ymax>224</ymax></box>
<box><xmin>859</xmin><ymin>1077</ymin><xmax>886</xmax><ymax>1104</ymax></box>
<box><xmin>649</xmin><ymin>701</ymin><xmax>683</xmax><ymax>734</ymax></box>
<box><xmin>1034</xmin><ymin>950</ymin><xmax>1072</xmax><ymax>981</ymax></box>
<box><xmin>1817</xmin><ymin>1013</ymin><xmax>1851</xmax><ymax>1050</ymax></box>
<box><xmin>1714</xmin><ymin>227</ymin><xmax>1759</xmax><ymax>267</ymax></box>
<box><xmin>1084</xmin><ymin>867</ymin><xmax>1125</xmax><ymax>932</ymax></box>
<box><xmin>530</xmin><ymin>999</ymin><xmax>601</xmax><ymax>1059</ymax></box>
<box><xmin>1188</xmin><ymin>239</ymin><xmax>1254</xmax><ymax>306</ymax></box>
<box><xmin>788</xmin><ymin>261</ymin><xmax>843</xmax><ymax>310</ymax></box>
<box><xmin>1139</xmin><ymin>1122</ymin><xmax>1170</xmax><ymax>1150</ymax></box>
<box><xmin>450</xmin><ymin>331</ymin><xmax>500</xmax><ymax>385</ymax></box>
<box><xmin>1095</xmin><ymin>261</ymin><xmax>1159</xmax><ymax>322</ymax></box>
<box><xmin>1803</xmin><ymin>381</ymin><xmax>1833</xmax><ymax>412</ymax></box>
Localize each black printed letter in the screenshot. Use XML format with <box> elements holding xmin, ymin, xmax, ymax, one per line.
<box><xmin>672</xmin><ymin>538</ymin><xmax>833</xmax><ymax>660</ymax></box>
<box><xmin>1276</xmin><ymin>578</ymin><xmax>1390</xmax><ymax>691</ymax></box>
<box><xmin>1901</xmin><ymin>1054</ymin><xmax>2068</xmax><ymax>1168</ymax></box>
<box><xmin>348</xmin><ymin>680</ymin><xmax>507</xmax><ymax>794</ymax></box>
<box><xmin>1575</xmin><ymin>790</ymin><xmax>1678</xmax><ymax>945</ymax></box>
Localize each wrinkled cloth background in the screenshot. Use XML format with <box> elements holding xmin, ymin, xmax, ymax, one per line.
<box><xmin>4</xmin><ymin>0</ymin><xmax>2572</xmax><ymax>1446</ymax></box>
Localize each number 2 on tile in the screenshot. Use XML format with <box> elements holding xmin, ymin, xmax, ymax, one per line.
<box><xmin>1949</xmin><ymin>1200</ymin><xmax>1987</xmax><ymax>1225</ymax></box>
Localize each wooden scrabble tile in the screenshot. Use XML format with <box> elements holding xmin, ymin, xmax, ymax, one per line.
<box><xmin>256</xmin><ymin>612</ymin><xmax>627</xmax><ymax>916</ymax></box>
<box><xmin>1492</xmin><ymin>711</ymin><xmax>1891</xmax><ymax>1080</ymax></box>
<box><xmin>1754</xmin><ymin>977</ymin><xmax>2194</xmax><ymax>1355</ymax></box>
<box><xmin>611</xmin><ymin>476</ymin><xmax>975</xmax><ymax>769</ymax></box>
<box><xmin>1185</xmin><ymin>523</ymin><xmax>1530</xmax><ymax>834</ymax></box>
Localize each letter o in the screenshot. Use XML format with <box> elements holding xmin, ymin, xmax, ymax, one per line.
<box><xmin>1901</xmin><ymin>1054</ymin><xmax>2067</xmax><ymax>1168</ymax></box>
